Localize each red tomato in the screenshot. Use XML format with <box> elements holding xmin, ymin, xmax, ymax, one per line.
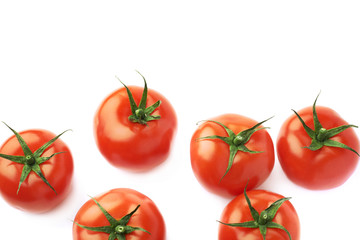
<box><xmin>73</xmin><ymin>188</ymin><xmax>166</xmax><ymax>240</ymax></box>
<box><xmin>0</xmin><ymin>127</ymin><xmax>73</xmax><ymax>213</ymax></box>
<box><xmin>277</xmin><ymin>100</ymin><xmax>360</xmax><ymax>190</ymax></box>
<box><xmin>190</xmin><ymin>114</ymin><xmax>274</xmax><ymax>198</ymax></box>
<box><xmin>94</xmin><ymin>75</ymin><xmax>177</xmax><ymax>171</ymax></box>
<box><xmin>218</xmin><ymin>189</ymin><xmax>300</xmax><ymax>240</ymax></box>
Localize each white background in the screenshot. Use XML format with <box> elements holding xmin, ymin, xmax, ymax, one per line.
<box><xmin>0</xmin><ymin>1</ymin><xmax>359</xmax><ymax>239</ymax></box>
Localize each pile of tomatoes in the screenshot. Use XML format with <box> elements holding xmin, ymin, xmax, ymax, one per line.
<box><xmin>0</xmin><ymin>72</ymin><xmax>359</xmax><ymax>240</ymax></box>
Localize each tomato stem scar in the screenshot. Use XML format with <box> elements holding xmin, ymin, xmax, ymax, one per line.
<box><xmin>115</xmin><ymin>225</ymin><xmax>126</xmax><ymax>233</ymax></box>
<box><xmin>25</xmin><ymin>155</ymin><xmax>35</xmax><ymax>165</ymax></box>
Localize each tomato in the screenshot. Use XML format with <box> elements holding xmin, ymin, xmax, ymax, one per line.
<box><xmin>0</xmin><ymin>124</ymin><xmax>73</xmax><ymax>213</ymax></box>
<box><xmin>94</xmin><ymin>72</ymin><xmax>177</xmax><ymax>171</ymax></box>
<box><xmin>218</xmin><ymin>188</ymin><xmax>300</xmax><ymax>240</ymax></box>
<box><xmin>190</xmin><ymin>113</ymin><xmax>274</xmax><ymax>198</ymax></box>
<box><xmin>73</xmin><ymin>188</ymin><xmax>166</xmax><ymax>240</ymax></box>
<box><xmin>277</xmin><ymin>95</ymin><xmax>360</xmax><ymax>190</ymax></box>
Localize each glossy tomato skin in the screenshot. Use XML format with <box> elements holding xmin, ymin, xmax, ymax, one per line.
<box><xmin>73</xmin><ymin>188</ymin><xmax>166</xmax><ymax>240</ymax></box>
<box><xmin>94</xmin><ymin>86</ymin><xmax>177</xmax><ymax>171</ymax></box>
<box><xmin>0</xmin><ymin>129</ymin><xmax>74</xmax><ymax>213</ymax></box>
<box><xmin>277</xmin><ymin>106</ymin><xmax>360</xmax><ymax>190</ymax></box>
<box><xmin>219</xmin><ymin>190</ymin><xmax>300</xmax><ymax>240</ymax></box>
<box><xmin>190</xmin><ymin>114</ymin><xmax>274</xmax><ymax>198</ymax></box>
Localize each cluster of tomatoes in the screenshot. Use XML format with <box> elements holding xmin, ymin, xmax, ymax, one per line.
<box><xmin>0</xmin><ymin>72</ymin><xmax>359</xmax><ymax>240</ymax></box>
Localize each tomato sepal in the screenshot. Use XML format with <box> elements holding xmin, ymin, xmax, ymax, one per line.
<box><xmin>218</xmin><ymin>185</ymin><xmax>292</xmax><ymax>240</ymax></box>
<box><xmin>196</xmin><ymin>117</ymin><xmax>273</xmax><ymax>180</ymax></box>
<box><xmin>74</xmin><ymin>196</ymin><xmax>150</xmax><ymax>240</ymax></box>
<box><xmin>116</xmin><ymin>71</ymin><xmax>161</xmax><ymax>125</ymax></box>
<box><xmin>292</xmin><ymin>93</ymin><xmax>359</xmax><ymax>156</ymax></box>
<box><xmin>0</xmin><ymin>122</ymin><xmax>71</xmax><ymax>194</ymax></box>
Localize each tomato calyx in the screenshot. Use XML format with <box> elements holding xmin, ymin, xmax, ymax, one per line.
<box><xmin>74</xmin><ymin>196</ymin><xmax>150</xmax><ymax>240</ymax></box>
<box><xmin>218</xmin><ymin>185</ymin><xmax>292</xmax><ymax>240</ymax></box>
<box><xmin>292</xmin><ymin>93</ymin><xmax>359</xmax><ymax>156</ymax></box>
<box><xmin>197</xmin><ymin>117</ymin><xmax>273</xmax><ymax>181</ymax></box>
<box><xmin>116</xmin><ymin>71</ymin><xmax>161</xmax><ymax>125</ymax></box>
<box><xmin>0</xmin><ymin>122</ymin><xmax>70</xmax><ymax>194</ymax></box>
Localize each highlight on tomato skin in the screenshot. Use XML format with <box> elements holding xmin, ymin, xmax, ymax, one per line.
<box><xmin>276</xmin><ymin>94</ymin><xmax>360</xmax><ymax>190</ymax></box>
<box><xmin>72</xmin><ymin>188</ymin><xmax>166</xmax><ymax>240</ymax></box>
<box><xmin>190</xmin><ymin>113</ymin><xmax>275</xmax><ymax>198</ymax></box>
<box><xmin>94</xmin><ymin>73</ymin><xmax>177</xmax><ymax>172</ymax></box>
<box><xmin>0</xmin><ymin>124</ymin><xmax>74</xmax><ymax>213</ymax></box>
<box><xmin>218</xmin><ymin>189</ymin><xmax>301</xmax><ymax>240</ymax></box>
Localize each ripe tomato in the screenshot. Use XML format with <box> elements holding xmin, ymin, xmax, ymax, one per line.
<box><xmin>0</xmin><ymin>125</ymin><xmax>73</xmax><ymax>213</ymax></box>
<box><xmin>218</xmin><ymin>189</ymin><xmax>300</xmax><ymax>240</ymax></box>
<box><xmin>277</xmin><ymin>95</ymin><xmax>360</xmax><ymax>190</ymax></box>
<box><xmin>94</xmin><ymin>73</ymin><xmax>177</xmax><ymax>171</ymax></box>
<box><xmin>190</xmin><ymin>113</ymin><xmax>274</xmax><ymax>198</ymax></box>
<box><xmin>73</xmin><ymin>188</ymin><xmax>166</xmax><ymax>240</ymax></box>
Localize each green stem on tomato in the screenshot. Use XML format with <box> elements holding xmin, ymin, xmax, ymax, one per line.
<box><xmin>218</xmin><ymin>184</ymin><xmax>292</xmax><ymax>240</ymax></box>
<box><xmin>292</xmin><ymin>93</ymin><xmax>359</xmax><ymax>156</ymax></box>
<box><xmin>116</xmin><ymin>71</ymin><xmax>161</xmax><ymax>125</ymax></box>
<box><xmin>0</xmin><ymin>122</ymin><xmax>71</xmax><ymax>194</ymax></box>
<box><xmin>197</xmin><ymin>117</ymin><xmax>273</xmax><ymax>181</ymax></box>
<box><xmin>74</xmin><ymin>197</ymin><xmax>150</xmax><ymax>240</ymax></box>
